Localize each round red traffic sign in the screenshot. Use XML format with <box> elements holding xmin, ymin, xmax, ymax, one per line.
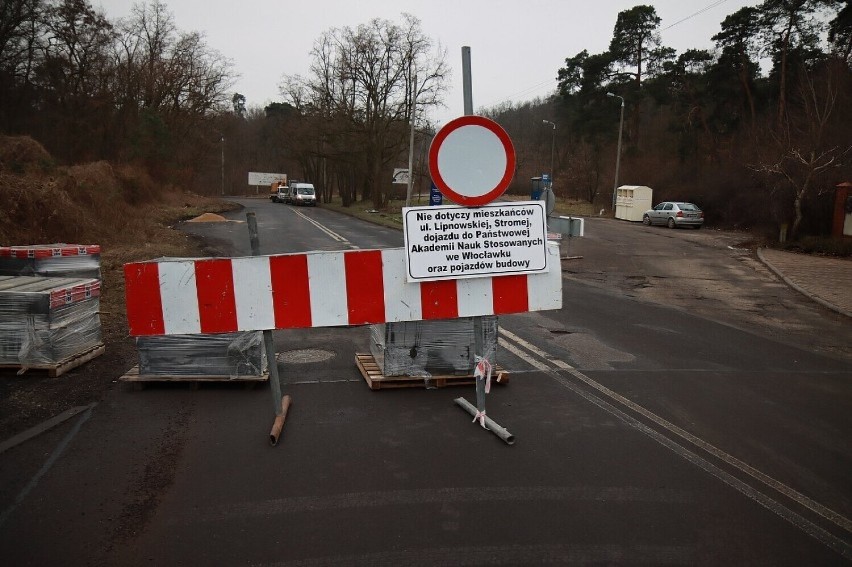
<box><xmin>428</xmin><ymin>115</ymin><xmax>515</xmax><ymax>206</ymax></box>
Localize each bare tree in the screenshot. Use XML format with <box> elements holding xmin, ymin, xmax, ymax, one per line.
<box><xmin>41</xmin><ymin>0</ymin><xmax>115</xmax><ymax>99</ymax></box>
<box><xmin>281</xmin><ymin>14</ymin><xmax>448</xmax><ymax>208</ymax></box>
<box><xmin>114</xmin><ymin>2</ymin><xmax>232</xmax><ymax>115</ymax></box>
<box><xmin>0</xmin><ymin>0</ymin><xmax>43</xmax><ymax>90</ymax></box>
<box><xmin>24</xmin><ymin>0</ymin><xmax>116</xmax><ymax>160</ymax></box>
<box><xmin>110</xmin><ymin>1</ymin><xmax>233</xmax><ymax>171</ymax></box>
<box><xmin>750</xmin><ymin>62</ymin><xmax>851</xmax><ymax>238</ymax></box>
<box><xmin>0</xmin><ymin>0</ymin><xmax>46</xmax><ymax>133</ymax></box>
<box><xmin>568</xmin><ymin>141</ymin><xmax>604</xmax><ymax>203</ymax></box>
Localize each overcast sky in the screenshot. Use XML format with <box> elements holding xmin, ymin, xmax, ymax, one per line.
<box><xmin>94</xmin><ymin>1</ymin><xmax>759</xmax><ymax>125</ymax></box>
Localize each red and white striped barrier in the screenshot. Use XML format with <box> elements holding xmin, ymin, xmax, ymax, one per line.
<box><xmin>50</xmin><ymin>280</ymin><xmax>101</xmax><ymax>308</ymax></box>
<box><xmin>0</xmin><ymin>244</ymin><xmax>100</xmax><ymax>258</ymax></box>
<box><xmin>124</xmin><ymin>244</ymin><xmax>562</xmax><ymax>336</ymax></box>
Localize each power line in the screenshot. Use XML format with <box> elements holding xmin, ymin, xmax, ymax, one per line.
<box><xmin>663</xmin><ymin>0</ymin><xmax>729</xmax><ymax>30</ymax></box>
<box><xmin>482</xmin><ymin>79</ymin><xmax>558</xmax><ymax>110</ymax></box>
<box><xmin>481</xmin><ymin>0</ymin><xmax>732</xmax><ymax>112</ymax></box>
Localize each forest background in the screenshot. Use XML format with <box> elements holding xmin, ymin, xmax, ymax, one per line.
<box><xmin>1</xmin><ymin>0</ymin><xmax>851</xmax><ymax>243</ymax></box>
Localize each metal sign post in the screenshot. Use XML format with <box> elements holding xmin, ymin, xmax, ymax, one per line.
<box><xmin>406</xmin><ymin>72</ymin><xmax>417</xmax><ymax>208</ymax></box>
<box><xmin>246</xmin><ymin>212</ymin><xmax>292</xmax><ymax>446</ymax></box>
<box><xmin>427</xmin><ymin>46</ymin><xmax>515</xmax><ymax>443</ymax></box>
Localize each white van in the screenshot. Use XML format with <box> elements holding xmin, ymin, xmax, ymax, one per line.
<box><xmin>289</xmin><ymin>182</ymin><xmax>317</xmax><ymax>206</ymax></box>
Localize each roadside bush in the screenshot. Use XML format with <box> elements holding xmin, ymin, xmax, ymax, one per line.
<box><xmin>66</xmin><ymin>161</ymin><xmax>122</xmax><ymax>207</ymax></box>
<box><xmin>780</xmin><ymin>236</ymin><xmax>852</xmax><ymax>257</ymax></box>
<box><xmin>115</xmin><ymin>164</ymin><xmax>162</xmax><ymax>205</ymax></box>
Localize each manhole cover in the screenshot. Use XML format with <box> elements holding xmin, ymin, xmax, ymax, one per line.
<box><xmin>278</xmin><ymin>349</ymin><xmax>336</xmax><ymax>364</ymax></box>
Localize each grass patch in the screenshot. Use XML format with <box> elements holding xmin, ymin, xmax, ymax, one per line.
<box><xmin>502</xmin><ymin>194</ymin><xmax>600</xmax><ymax>217</ymax></box>
<box><xmin>321</xmin><ymin>197</ymin><xmax>405</xmax><ymax>230</ymax></box>
<box><xmin>321</xmin><ymin>194</ymin><xmax>601</xmax><ymax>231</ymax></box>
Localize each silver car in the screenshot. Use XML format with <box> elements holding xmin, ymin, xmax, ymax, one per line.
<box><xmin>643</xmin><ymin>201</ymin><xmax>704</xmax><ymax>229</ymax></box>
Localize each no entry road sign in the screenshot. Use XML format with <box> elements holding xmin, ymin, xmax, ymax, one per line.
<box><xmin>429</xmin><ymin>115</ymin><xmax>515</xmax><ymax>206</ymax></box>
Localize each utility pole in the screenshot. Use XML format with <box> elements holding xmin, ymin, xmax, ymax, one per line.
<box><xmin>220</xmin><ymin>135</ymin><xmax>225</xmax><ymax>196</ymax></box>
<box><xmin>607</xmin><ymin>93</ymin><xmax>624</xmax><ymax>213</ymax></box>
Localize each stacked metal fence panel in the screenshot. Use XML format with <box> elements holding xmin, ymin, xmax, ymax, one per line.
<box><xmin>125</xmin><ymin>254</ymin><xmax>268</xmax><ymax>379</ymax></box>
<box><xmin>0</xmin><ymin>244</ymin><xmax>101</xmax><ymax>279</ymax></box>
<box><xmin>135</xmin><ymin>332</ymin><xmax>267</xmax><ymax>378</ymax></box>
<box><xmin>369</xmin><ymin>316</ymin><xmax>498</xmax><ymax>377</ymax></box>
<box><xmin>0</xmin><ymin>276</ymin><xmax>102</xmax><ymax>365</ymax></box>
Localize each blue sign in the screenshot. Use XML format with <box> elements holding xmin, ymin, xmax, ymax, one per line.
<box><xmin>542</xmin><ymin>173</ymin><xmax>550</xmax><ymax>182</ymax></box>
<box><xmin>429</xmin><ymin>181</ymin><xmax>443</xmax><ymax>206</ymax></box>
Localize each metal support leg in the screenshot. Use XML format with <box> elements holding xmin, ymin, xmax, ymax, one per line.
<box><xmin>247</xmin><ymin>212</ymin><xmax>291</xmax><ymax>446</ymax></box>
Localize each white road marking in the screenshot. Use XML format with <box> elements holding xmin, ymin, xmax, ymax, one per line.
<box><xmin>498</xmin><ymin>328</ymin><xmax>852</xmax><ymax>559</ymax></box>
<box><xmin>0</xmin><ymin>405</ymin><xmax>95</xmax><ymax>529</ymax></box>
<box><xmin>290</xmin><ymin>208</ymin><xmax>359</xmax><ymax>249</ymax></box>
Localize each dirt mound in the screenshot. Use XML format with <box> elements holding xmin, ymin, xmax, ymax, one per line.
<box><xmin>0</xmin><ymin>135</ymin><xmax>242</xmax><ymax>437</ymax></box>
<box><xmin>0</xmin><ymin>172</ymin><xmax>90</xmax><ymax>244</ymax></box>
<box><xmin>0</xmin><ymin>135</ymin><xmax>53</xmax><ymax>173</ymax></box>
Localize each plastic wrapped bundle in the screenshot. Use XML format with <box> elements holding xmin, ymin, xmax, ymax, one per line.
<box><xmin>369</xmin><ymin>316</ymin><xmax>498</xmax><ymax>377</ymax></box>
<box><xmin>0</xmin><ymin>275</ymin><xmax>102</xmax><ymax>365</ymax></box>
<box><xmin>0</xmin><ymin>244</ymin><xmax>101</xmax><ymax>279</ymax></box>
<box><xmin>136</xmin><ymin>332</ymin><xmax>267</xmax><ymax>378</ymax></box>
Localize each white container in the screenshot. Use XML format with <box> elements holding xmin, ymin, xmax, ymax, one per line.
<box><xmin>614</xmin><ymin>185</ymin><xmax>653</xmax><ymax>222</ymax></box>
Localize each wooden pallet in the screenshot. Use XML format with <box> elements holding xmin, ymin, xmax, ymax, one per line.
<box><xmin>355</xmin><ymin>353</ymin><xmax>508</xmax><ymax>391</ymax></box>
<box><xmin>0</xmin><ymin>343</ymin><xmax>105</xmax><ymax>378</ymax></box>
<box><xmin>119</xmin><ymin>365</ymin><xmax>268</xmax><ymax>390</ymax></box>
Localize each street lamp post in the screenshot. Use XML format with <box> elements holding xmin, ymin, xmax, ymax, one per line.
<box><xmin>220</xmin><ymin>135</ymin><xmax>225</xmax><ymax>196</ymax></box>
<box><xmin>539</xmin><ymin>119</ymin><xmax>557</xmax><ymax>220</ymax></box>
<box><xmin>606</xmin><ymin>92</ymin><xmax>624</xmax><ymax>213</ymax></box>
<box><xmin>542</xmin><ymin>119</ymin><xmax>556</xmax><ymax>187</ymax></box>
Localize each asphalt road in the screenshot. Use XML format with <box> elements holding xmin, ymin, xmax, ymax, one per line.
<box><xmin>1</xmin><ymin>198</ymin><xmax>850</xmax><ymax>566</ymax></box>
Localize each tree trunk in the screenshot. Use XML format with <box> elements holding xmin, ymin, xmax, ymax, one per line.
<box><xmin>636</xmin><ymin>41</ymin><xmax>643</xmax><ymax>89</ymax></box>
<box><xmin>791</xmin><ymin>169</ymin><xmax>814</xmax><ymax>240</ymax></box>
<box><xmin>371</xmin><ymin>160</ymin><xmax>384</xmax><ymax>209</ymax></box>
<box><xmin>697</xmin><ymin>107</ymin><xmax>719</xmax><ymax>163</ymax></box>
<box><xmin>738</xmin><ymin>53</ymin><xmax>756</xmax><ymax>125</ymax></box>
<box><xmin>791</xmin><ymin>190</ymin><xmax>804</xmax><ymax>239</ymax></box>
<box><xmin>777</xmin><ymin>28</ymin><xmax>791</xmax><ymax>127</ymax></box>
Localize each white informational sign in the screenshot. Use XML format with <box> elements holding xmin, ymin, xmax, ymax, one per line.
<box><xmin>403</xmin><ymin>200</ymin><xmax>548</xmax><ymax>282</ymax></box>
<box><xmin>248</xmin><ymin>172</ymin><xmax>287</xmax><ymax>186</ymax></box>
<box><xmin>392</xmin><ymin>168</ymin><xmax>410</xmax><ymax>185</ymax></box>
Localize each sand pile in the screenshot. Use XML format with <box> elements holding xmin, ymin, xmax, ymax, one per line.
<box><xmin>187</xmin><ymin>212</ymin><xmax>230</xmax><ymax>223</ymax></box>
